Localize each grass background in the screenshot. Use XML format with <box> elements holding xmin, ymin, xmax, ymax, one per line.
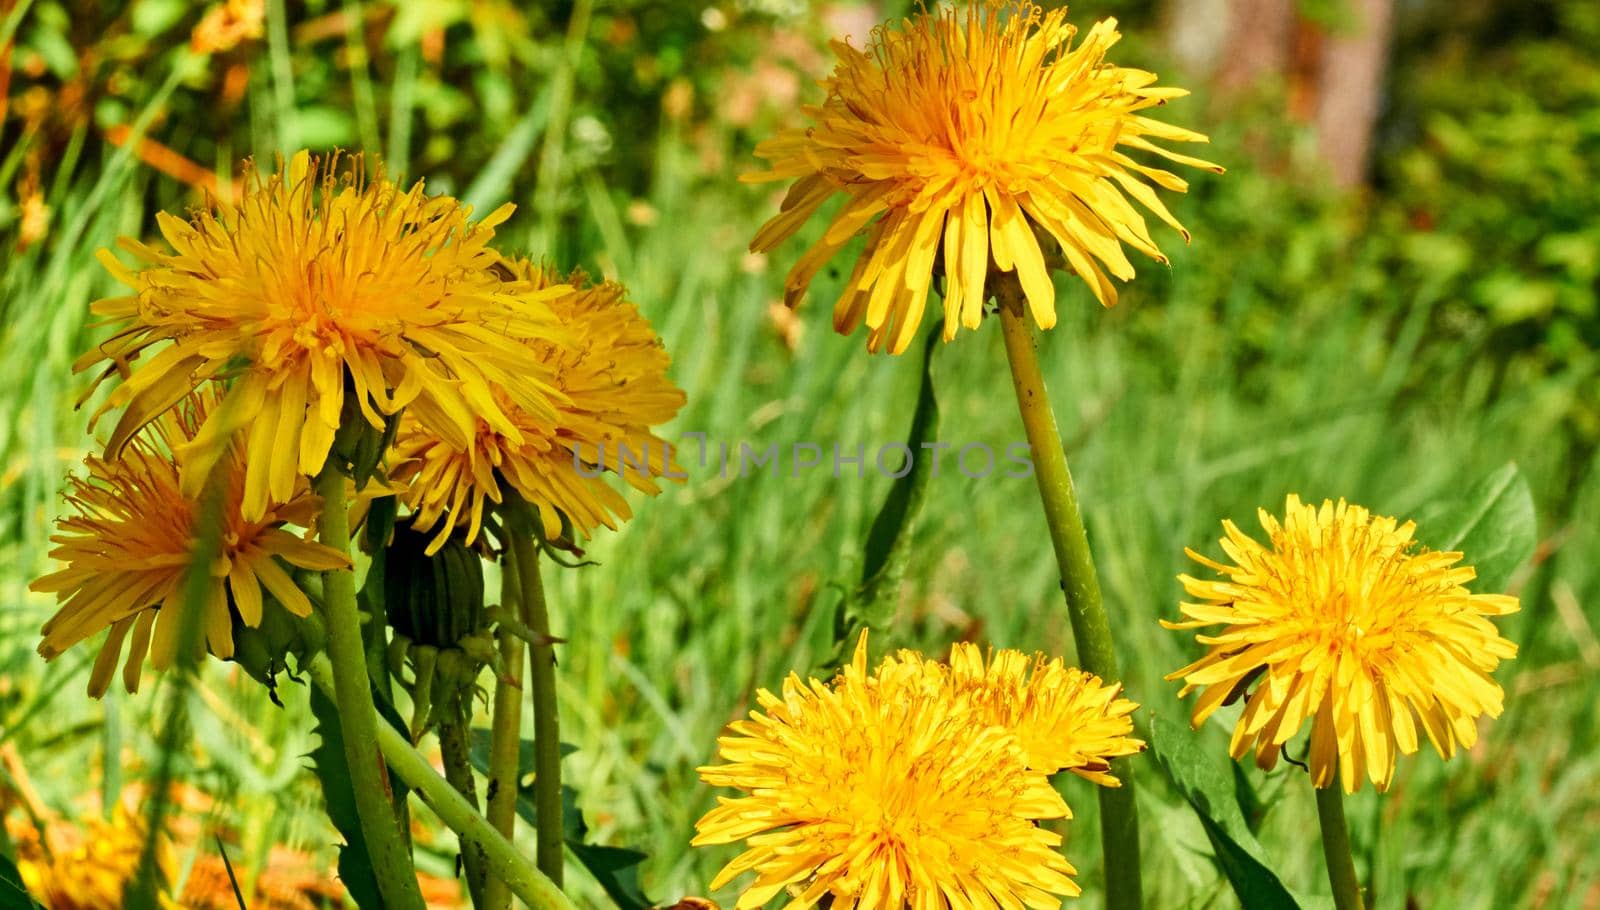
<box><xmin>2</xmin><ymin>0</ymin><xmax>1597</xmax><ymax>907</ymax></box>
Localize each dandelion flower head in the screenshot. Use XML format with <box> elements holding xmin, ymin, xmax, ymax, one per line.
<box><xmin>1164</xmin><ymin>495</ymin><xmax>1520</xmax><ymax>793</ymax></box>
<box><xmin>393</xmin><ymin>259</ymin><xmax>685</xmax><ymax>551</ymax></box>
<box><xmin>746</xmin><ymin>1</ymin><xmax>1222</xmax><ymax>353</ymax></box>
<box><xmin>940</xmin><ymin>642</ymin><xmax>1143</xmax><ymax>785</ymax></box>
<box><xmin>32</xmin><ymin>392</ymin><xmax>348</xmax><ymax>696</ymax></box>
<box><xmin>694</xmin><ymin>634</ymin><xmax>1078</xmax><ymax>909</ymax></box>
<box><xmin>80</xmin><ymin>150</ymin><xmax>570</xmax><ymax>521</ymax></box>
<box><xmin>9</xmin><ymin>805</ymin><xmax>177</xmax><ymax>909</ymax></box>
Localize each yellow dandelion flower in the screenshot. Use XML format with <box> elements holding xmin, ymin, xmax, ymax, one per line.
<box><xmin>941</xmin><ymin>643</ymin><xmax>1143</xmax><ymax>786</ymax></box>
<box><xmin>1164</xmin><ymin>495</ymin><xmax>1521</xmax><ymax>793</ymax></box>
<box><xmin>78</xmin><ymin>150</ymin><xmax>569</xmax><ymax>521</ymax></box>
<box><xmin>11</xmin><ymin>806</ymin><xmax>179</xmax><ymax>909</ymax></box>
<box><xmin>746</xmin><ymin>1</ymin><xmax>1222</xmax><ymax>354</ymax></box>
<box><xmin>693</xmin><ymin>636</ymin><xmax>1079</xmax><ymax>909</ymax></box>
<box><xmin>31</xmin><ymin>393</ymin><xmax>348</xmax><ymax>697</ymax></box>
<box><xmin>178</xmin><ymin>845</ymin><xmax>353</xmax><ymax>910</ymax></box>
<box><xmin>393</xmin><ymin>260</ymin><xmax>685</xmax><ymax>550</ymax></box>
<box><xmin>190</xmin><ymin>0</ymin><xmax>265</xmax><ymax>55</ymax></box>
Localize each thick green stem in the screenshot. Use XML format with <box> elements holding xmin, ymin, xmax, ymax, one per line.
<box><xmin>483</xmin><ymin>541</ymin><xmax>528</xmax><ymax>910</ymax></box>
<box><xmin>512</xmin><ymin>524</ymin><xmax>564</xmax><ymax>885</ymax></box>
<box><xmin>439</xmin><ymin>717</ymin><xmax>490</xmax><ymax>908</ymax></box>
<box><xmin>314</xmin><ymin>466</ymin><xmax>425</xmax><ymax>910</ymax></box>
<box><xmin>1316</xmin><ymin>785</ymin><xmax>1366</xmax><ymax>910</ymax></box>
<box><xmin>995</xmin><ymin>284</ymin><xmax>1141</xmax><ymax>910</ymax></box>
<box><xmin>306</xmin><ymin>656</ymin><xmax>574</xmax><ymax>910</ymax></box>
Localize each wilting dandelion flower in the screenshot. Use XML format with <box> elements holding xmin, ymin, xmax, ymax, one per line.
<box><xmin>746</xmin><ymin>1</ymin><xmax>1221</xmax><ymax>354</ymax></box>
<box><xmin>1164</xmin><ymin>495</ymin><xmax>1520</xmax><ymax>793</ymax></box>
<box><xmin>694</xmin><ymin>636</ymin><xmax>1079</xmax><ymax>909</ymax></box>
<box><xmin>941</xmin><ymin>642</ymin><xmax>1143</xmax><ymax>785</ymax></box>
<box><xmin>31</xmin><ymin>393</ymin><xmax>347</xmax><ymax>696</ymax></box>
<box><xmin>393</xmin><ymin>260</ymin><xmax>685</xmax><ymax>550</ymax></box>
<box><xmin>79</xmin><ymin>150</ymin><xmax>569</xmax><ymax>521</ymax></box>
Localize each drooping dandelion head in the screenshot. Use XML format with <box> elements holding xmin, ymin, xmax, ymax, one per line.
<box><xmin>693</xmin><ymin>635</ymin><xmax>1079</xmax><ymax>909</ymax></box>
<box><xmin>747</xmin><ymin>1</ymin><xmax>1222</xmax><ymax>354</ymax></box>
<box><xmin>393</xmin><ymin>259</ymin><xmax>685</xmax><ymax>552</ymax></box>
<box><xmin>80</xmin><ymin>150</ymin><xmax>570</xmax><ymax>521</ymax></box>
<box><xmin>31</xmin><ymin>392</ymin><xmax>347</xmax><ymax>696</ymax></box>
<box><xmin>1164</xmin><ymin>495</ymin><xmax>1521</xmax><ymax>793</ymax></box>
<box><xmin>942</xmin><ymin>642</ymin><xmax>1144</xmax><ymax>785</ymax></box>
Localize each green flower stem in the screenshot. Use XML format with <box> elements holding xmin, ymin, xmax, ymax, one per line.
<box><xmin>306</xmin><ymin>655</ymin><xmax>575</xmax><ymax>910</ymax></box>
<box><xmin>483</xmin><ymin>539</ymin><xmax>529</xmax><ymax>910</ymax></box>
<box><xmin>511</xmin><ymin>520</ymin><xmax>564</xmax><ymax>885</ymax></box>
<box><xmin>1315</xmin><ymin>785</ymin><xmax>1366</xmax><ymax>910</ymax></box>
<box><xmin>995</xmin><ymin>281</ymin><xmax>1142</xmax><ymax>910</ymax></box>
<box><xmin>314</xmin><ymin>466</ymin><xmax>426</xmax><ymax>910</ymax></box>
<box><xmin>439</xmin><ymin>717</ymin><xmax>490</xmax><ymax>908</ymax></box>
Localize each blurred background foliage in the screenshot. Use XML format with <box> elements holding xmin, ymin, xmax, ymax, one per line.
<box><xmin>0</xmin><ymin>0</ymin><xmax>1596</xmax><ymax>907</ymax></box>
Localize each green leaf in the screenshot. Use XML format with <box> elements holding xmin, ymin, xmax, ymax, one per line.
<box><xmin>569</xmin><ymin>843</ymin><xmax>652</xmax><ymax>910</ymax></box>
<box><xmin>307</xmin><ymin>685</ymin><xmax>388</xmax><ymax>909</ymax></box>
<box><xmin>465</xmin><ymin>736</ymin><xmax>541</xmax><ymax>836</ymax></box>
<box><xmin>1232</xmin><ymin>761</ymin><xmax>1270</xmax><ymax>835</ymax></box>
<box><xmin>828</xmin><ymin>322</ymin><xmax>943</xmax><ymax>662</ymax></box>
<box><xmin>1149</xmin><ymin>715</ymin><xmax>1304</xmax><ymax>910</ymax></box>
<box><xmin>465</xmin><ymin>743</ymin><xmax>653</xmax><ymax>909</ymax></box>
<box><xmin>467</xmin><ymin>732</ymin><xmax>579</xmax><ymax>776</ymax></box>
<box><xmin>1420</xmin><ymin>463</ymin><xmax>1537</xmax><ymax>593</ymax></box>
<box><xmin>0</xmin><ymin>853</ymin><xmax>43</xmax><ymax>910</ymax></box>
<box><xmin>1196</xmin><ymin>813</ymin><xmax>1307</xmax><ymax>910</ymax></box>
<box><xmin>858</xmin><ymin>323</ymin><xmax>943</xmax><ymax>590</ymax></box>
<box><xmin>561</xmin><ymin>787</ymin><xmax>652</xmax><ymax>910</ymax></box>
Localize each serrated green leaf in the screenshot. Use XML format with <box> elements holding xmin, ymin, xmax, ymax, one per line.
<box><xmin>1149</xmin><ymin>715</ymin><xmax>1304</xmax><ymax>910</ymax></box>
<box><xmin>307</xmin><ymin>685</ymin><xmax>387</xmax><ymax>909</ymax></box>
<box><xmin>1420</xmin><ymin>463</ymin><xmax>1537</xmax><ymax>593</ymax></box>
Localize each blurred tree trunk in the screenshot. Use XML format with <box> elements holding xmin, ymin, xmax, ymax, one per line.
<box><xmin>1311</xmin><ymin>0</ymin><xmax>1394</xmax><ymax>186</ymax></box>
<box><xmin>1164</xmin><ymin>0</ymin><xmax>1394</xmax><ymax>187</ymax></box>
